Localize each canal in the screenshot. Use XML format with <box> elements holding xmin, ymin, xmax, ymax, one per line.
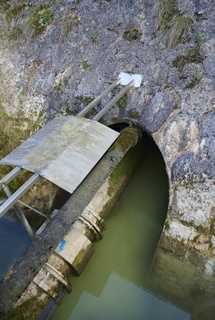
<box><xmin>49</xmin><ymin>142</ymin><xmax>190</xmax><ymax>320</ymax></box>
<box><xmin>0</xmin><ymin>215</ymin><xmax>32</xmax><ymax>281</ymax></box>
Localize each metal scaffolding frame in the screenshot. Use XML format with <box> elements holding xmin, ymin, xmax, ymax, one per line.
<box><xmin>0</xmin><ymin>169</ymin><xmax>40</xmax><ymax>239</ymax></box>
<box><xmin>0</xmin><ymin>73</ymin><xmax>142</xmax><ymax>238</ymax></box>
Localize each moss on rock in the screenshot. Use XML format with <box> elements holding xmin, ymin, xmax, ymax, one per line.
<box><xmin>123</xmin><ymin>28</ymin><xmax>142</xmax><ymax>41</ymax></box>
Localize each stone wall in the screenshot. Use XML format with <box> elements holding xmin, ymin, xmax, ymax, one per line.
<box><xmin>0</xmin><ymin>0</ymin><xmax>214</xmax><ymax>298</ymax></box>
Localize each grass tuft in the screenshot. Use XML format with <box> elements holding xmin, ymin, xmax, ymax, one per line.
<box><xmin>158</xmin><ymin>0</ymin><xmax>193</xmax><ymax>48</ymax></box>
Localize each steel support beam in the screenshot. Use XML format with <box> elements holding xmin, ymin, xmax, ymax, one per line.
<box><xmin>0</xmin><ymin>174</ymin><xmax>40</xmax><ymax>218</ymax></box>
<box><xmin>0</xmin><ymin>182</ymin><xmax>36</xmax><ymax>240</ymax></box>
<box><xmin>0</xmin><ymin>167</ymin><xmax>22</xmax><ymax>185</ymax></box>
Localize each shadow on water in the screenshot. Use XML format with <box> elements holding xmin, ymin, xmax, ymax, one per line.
<box><xmin>49</xmin><ymin>140</ymin><xmax>190</xmax><ymax>320</ymax></box>
<box><xmin>0</xmin><ymin>215</ymin><xmax>32</xmax><ymax>280</ymax></box>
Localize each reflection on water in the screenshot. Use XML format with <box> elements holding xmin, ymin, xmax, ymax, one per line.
<box><xmin>0</xmin><ymin>215</ymin><xmax>32</xmax><ymax>280</ymax></box>
<box><xmin>69</xmin><ymin>273</ymin><xmax>189</xmax><ymax>320</ymax></box>
<box><xmin>50</xmin><ymin>144</ymin><xmax>190</xmax><ymax>320</ymax></box>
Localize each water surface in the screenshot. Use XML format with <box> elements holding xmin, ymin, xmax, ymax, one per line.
<box><xmin>0</xmin><ymin>215</ymin><xmax>32</xmax><ymax>280</ymax></box>
<box><xmin>50</xmin><ymin>144</ymin><xmax>190</xmax><ymax>320</ymax></box>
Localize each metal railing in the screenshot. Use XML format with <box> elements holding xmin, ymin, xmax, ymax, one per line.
<box><xmin>0</xmin><ymin>169</ymin><xmax>40</xmax><ymax>239</ymax></box>
<box><xmin>0</xmin><ymin>73</ymin><xmax>142</xmax><ymax>239</ymax></box>
<box><xmin>77</xmin><ymin>77</ymin><xmax>135</xmax><ymax>121</ymax></box>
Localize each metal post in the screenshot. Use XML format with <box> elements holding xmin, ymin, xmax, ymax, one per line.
<box><xmin>92</xmin><ymin>80</ymin><xmax>134</xmax><ymax>121</ymax></box>
<box><xmin>0</xmin><ymin>167</ymin><xmax>22</xmax><ymax>185</ymax></box>
<box><xmin>0</xmin><ymin>174</ymin><xmax>40</xmax><ymax>218</ymax></box>
<box><xmin>77</xmin><ymin>79</ymin><xmax>121</xmax><ymax>117</ymax></box>
<box><xmin>0</xmin><ymin>183</ymin><xmax>35</xmax><ymax>240</ymax></box>
<box><xmin>18</xmin><ymin>200</ymin><xmax>49</xmax><ymax>219</ymax></box>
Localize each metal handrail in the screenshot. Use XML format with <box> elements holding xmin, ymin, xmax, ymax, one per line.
<box><xmin>93</xmin><ymin>80</ymin><xmax>134</xmax><ymax>121</ymax></box>
<box><xmin>0</xmin><ymin>174</ymin><xmax>40</xmax><ymax>218</ymax></box>
<box><xmin>77</xmin><ymin>79</ymin><xmax>121</xmax><ymax>117</ymax></box>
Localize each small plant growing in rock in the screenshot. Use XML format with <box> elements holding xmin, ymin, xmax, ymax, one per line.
<box><xmin>186</xmin><ymin>30</ymin><xmax>206</xmax><ymax>56</ymax></box>
<box><xmin>138</xmin><ymin>13</ymin><xmax>145</xmax><ymax>20</ymax></box>
<box><xmin>123</xmin><ymin>28</ymin><xmax>142</xmax><ymax>41</ymax></box>
<box><xmin>129</xmin><ymin>109</ymin><xmax>140</xmax><ymax>118</ymax></box>
<box><xmin>61</xmin><ymin>15</ymin><xmax>77</xmax><ymax>38</ymax></box>
<box><xmin>26</xmin><ymin>4</ymin><xmax>53</xmax><ymax>36</ymax></box>
<box><xmin>164</xmin><ymin>221</ymin><xmax>170</xmax><ymax>230</ymax></box>
<box><xmin>0</xmin><ymin>0</ymin><xmax>10</xmax><ymax>12</ymax></box>
<box><xmin>159</xmin><ymin>0</ymin><xmax>178</xmax><ymax>27</ymax></box>
<box><xmin>173</xmin><ymin>30</ymin><xmax>205</xmax><ymax>70</ymax></box>
<box><xmin>185</xmin><ymin>67</ymin><xmax>201</xmax><ymax>89</ymax></box>
<box><xmin>5</xmin><ymin>3</ymin><xmax>27</xmax><ymax>21</ymax></box>
<box><xmin>158</xmin><ymin>0</ymin><xmax>193</xmax><ymax>48</ymax></box>
<box><xmin>80</xmin><ymin>60</ymin><xmax>91</xmax><ymax>70</ymax></box>
<box><xmin>8</xmin><ymin>25</ymin><xmax>23</xmax><ymax>40</ymax></box>
<box><xmin>55</xmin><ymin>83</ymin><xmax>62</xmax><ymax>91</ymax></box>
<box><xmin>117</xmin><ymin>95</ymin><xmax>128</xmax><ymax>109</ymax></box>
<box><xmin>193</xmin><ymin>66</ymin><xmax>201</xmax><ymax>82</ymax></box>
<box><xmin>91</xmin><ymin>31</ymin><xmax>99</xmax><ymax>43</ymax></box>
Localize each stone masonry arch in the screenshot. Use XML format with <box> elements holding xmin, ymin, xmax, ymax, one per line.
<box><xmin>0</xmin><ymin>0</ymin><xmax>214</xmax><ymax>310</ymax></box>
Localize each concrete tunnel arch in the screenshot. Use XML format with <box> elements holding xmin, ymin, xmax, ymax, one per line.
<box><xmin>108</xmin><ymin>120</ymin><xmax>170</xmax><ymax>231</ymax></box>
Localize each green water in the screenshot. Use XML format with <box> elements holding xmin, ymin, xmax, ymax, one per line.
<box><xmin>49</xmin><ymin>144</ymin><xmax>190</xmax><ymax>320</ymax></box>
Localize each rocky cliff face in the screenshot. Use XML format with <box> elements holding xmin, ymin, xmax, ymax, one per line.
<box><xmin>0</xmin><ymin>0</ymin><xmax>214</xmax><ymax>263</ymax></box>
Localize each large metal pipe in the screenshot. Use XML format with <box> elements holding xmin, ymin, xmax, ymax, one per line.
<box><xmin>0</xmin><ymin>126</ymin><xmax>142</xmax><ymax>318</ymax></box>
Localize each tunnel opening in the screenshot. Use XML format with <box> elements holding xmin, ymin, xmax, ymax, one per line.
<box><xmin>108</xmin><ymin>122</ymin><xmax>129</xmax><ymax>132</ymax></box>
<box><xmin>49</xmin><ymin>123</ymin><xmax>171</xmax><ymax>320</ymax></box>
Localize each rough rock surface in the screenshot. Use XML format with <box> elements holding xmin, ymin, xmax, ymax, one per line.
<box><xmin>0</xmin><ymin>0</ymin><xmax>214</xmax><ymax>267</ymax></box>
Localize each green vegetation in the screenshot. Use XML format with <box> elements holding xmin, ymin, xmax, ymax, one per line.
<box><xmin>158</xmin><ymin>0</ymin><xmax>193</xmax><ymax>48</ymax></box>
<box><xmin>0</xmin><ymin>104</ymin><xmax>41</xmax><ymax>197</ymax></box>
<box><xmin>108</xmin><ymin>127</ymin><xmax>139</xmax><ymax>153</ymax></box>
<box><xmin>172</xmin><ymin>53</ymin><xmax>203</xmax><ymax>71</ymax></box>
<box><xmin>185</xmin><ymin>67</ymin><xmax>201</xmax><ymax>89</ymax></box>
<box><xmin>80</xmin><ymin>60</ymin><xmax>91</xmax><ymax>70</ymax></box>
<box><xmin>164</xmin><ymin>221</ymin><xmax>170</xmax><ymax>230</ymax></box>
<box><xmin>0</xmin><ymin>1</ymin><xmax>56</xmax><ymax>39</ymax></box>
<box><xmin>187</xmin><ymin>30</ymin><xmax>205</xmax><ymax>55</ymax></box>
<box><xmin>8</xmin><ymin>25</ymin><xmax>23</xmax><ymax>40</ymax></box>
<box><xmin>129</xmin><ymin>109</ymin><xmax>140</xmax><ymax>118</ymax></box>
<box><xmin>61</xmin><ymin>15</ymin><xmax>77</xmax><ymax>39</ymax></box>
<box><xmin>83</xmin><ymin>96</ymin><xmax>94</xmax><ymax>105</ymax></box>
<box><xmin>91</xmin><ymin>31</ymin><xmax>99</xmax><ymax>43</ymax></box>
<box><xmin>172</xmin><ymin>30</ymin><xmax>205</xmax><ymax>71</ymax></box>
<box><xmin>158</xmin><ymin>0</ymin><xmax>178</xmax><ymax>28</ymax></box>
<box><xmin>108</xmin><ymin>136</ymin><xmax>141</xmax><ymax>197</ymax></box>
<box><xmin>193</xmin><ymin>235</ymin><xmax>199</xmax><ymax>243</ymax></box>
<box><xmin>168</xmin><ymin>16</ymin><xmax>193</xmax><ymax>48</ymax></box>
<box><xmin>5</xmin><ymin>3</ymin><xmax>27</xmax><ymax>21</ymax></box>
<box><xmin>210</xmin><ymin>208</ymin><xmax>215</xmax><ymax>236</ymax></box>
<box><xmin>117</xmin><ymin>95</ymin><xmax>128</xmax><ymax>109</ymax></box>
<box><xmin>123</xmin><ymin>28</ymin><xmax>142</xmax><ymax>41</ymax></box>
<box><xmin>54</xmin><ymin>82</ymin><xmax>62</xmax><ymax>91</ymax></box>
<box><xmin>0</xmin><ymin>0</ymin><xmax>10</xmax><ymax>12</ymax></box>
<box><xmin>26</xmin><ymin>3</ymin><xmax>53</xmax><ymax>37</ymax></box>
<box><xmin>5</xmin><ymin>287</ymin><xmax>48</xmax><ymax>320</ymax></box>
